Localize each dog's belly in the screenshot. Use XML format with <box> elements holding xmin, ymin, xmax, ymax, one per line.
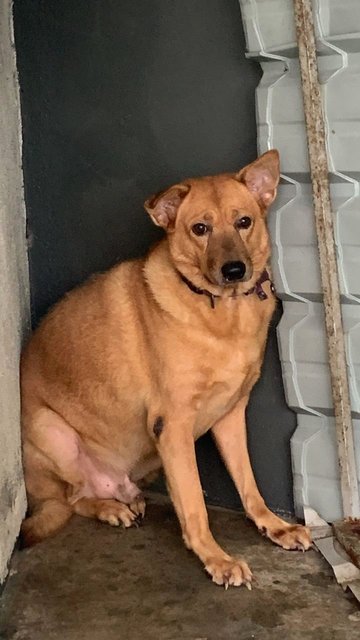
<box><xmin>39</xmin><ymin>418</ymin><xmax>143</xmax><ymax>504</ymax></box>
<box><xmin>67</xmin><ymin>448</ymin><xmax>141</xmax><ymax>504</ymax></box>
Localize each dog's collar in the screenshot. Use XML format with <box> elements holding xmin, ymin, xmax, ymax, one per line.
<box><xmin>178</xmin><ymin>272</ymin><xmax>219</xmax><ymax>309</ymax></box>
<box><xmin>178</xmin><ymin>269</ymin><xmax>275</xmax><ymax>309</ymax></box>
<box><xmin>244</xmin><ymin>269</ymin><xmax>276</xmax><ymax>301</ymax></box>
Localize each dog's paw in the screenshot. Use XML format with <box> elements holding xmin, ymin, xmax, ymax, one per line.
<box><xmin>97</xmin><ymin>500</ymin><xmax>140</xmax><ymax>528</ymax></box>
<box><xmin>129</xmin><ymin>495</ymin><xmax>146</xmax><ymax>521</ymax></box>
<box><xmin>262</xmin><ymin>522</ymin><xmax>312</xmax><ymax>551</ymax></box>
<box><xmin>204</xmin><ymin>556</ymin><xmax>253</xmax><ymax>589</ymax></box>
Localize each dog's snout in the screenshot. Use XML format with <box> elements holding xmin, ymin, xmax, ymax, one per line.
<box><xmin>221</xmin><ymin>261</ymin><xmax>246</xmax><ymax>283</ymax></box>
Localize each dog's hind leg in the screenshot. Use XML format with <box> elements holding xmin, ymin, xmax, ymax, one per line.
<box><xmin>21</xmin><ymin>496</ymin><xmax>73</xmax><ymax>547</ymax></box>
<box><xmin>21</xmin><ymin>408</ymin><xmax>87</xmax><ymax>545</ymax></box>
<box><xmin>21</xmin><ymin>439</ymin><xmax>73</xmax><ymax>546</ymax></box>
<box><xmin>22</xmin><ymin>406</ymin><xmax>146</xmax><ymax>539</ymax></box>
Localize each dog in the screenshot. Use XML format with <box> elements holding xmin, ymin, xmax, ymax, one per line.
<box><xmin>20</xmin><ymin>149</ymin><xmax>311</xmax><ymax>588</ymax></box>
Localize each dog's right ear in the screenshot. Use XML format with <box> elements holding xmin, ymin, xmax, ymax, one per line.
<box><xmin>144</xmin><ymin>184</ymin><xmax>190</xmax><ymax>230</ymax></box>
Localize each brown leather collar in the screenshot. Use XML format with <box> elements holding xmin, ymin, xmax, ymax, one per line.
<box><xmin>178</xmin><ymin>269</ymin><xmax>275</xmax><ymax>309</ymax></box>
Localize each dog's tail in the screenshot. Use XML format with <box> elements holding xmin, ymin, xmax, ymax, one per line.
<box><xmin>21</xmin><ymin>499</ymin><xmax>73</xmax><ymax>547</ymax></box>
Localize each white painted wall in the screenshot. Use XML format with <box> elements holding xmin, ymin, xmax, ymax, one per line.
<box><xmin>0</xmin><ymin>0</ymin><xmax>30</xmax><ymax>583</ymax></box>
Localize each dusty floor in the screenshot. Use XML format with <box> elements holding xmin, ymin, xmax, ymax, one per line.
<box><xmin>1</xmin><ymin>495</ymin><xmax>359</xmax><ymax>640</ymax></box>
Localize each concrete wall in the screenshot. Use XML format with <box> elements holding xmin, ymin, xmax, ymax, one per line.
<box><xmin>0</xmin><ymin>0</ymin><xmax>30</xmax><ymax>583</ymax></box>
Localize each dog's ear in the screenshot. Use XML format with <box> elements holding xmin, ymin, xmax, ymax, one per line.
<box><xmin>144</xmin><ymin>184</ymin><xmax>190</xmax><ymax>230</ymax></box>
<box><xmin>236</xmin><ymin>149</ymin><xmax>280</xmax><ymax>210</ymax></box>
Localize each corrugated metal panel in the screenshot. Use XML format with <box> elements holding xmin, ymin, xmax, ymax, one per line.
<box><xmin>239</xmin><ymin>0</ymin><xmax>360</xmax><ymax>520</ymax></box>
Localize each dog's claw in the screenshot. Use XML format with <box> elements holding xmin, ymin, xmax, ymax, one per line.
<box><xmin>129</xmin><ymin>510</ymin><xmax>144</xmax><ymax>527</ymax></box>
<box><xmin>245</xmin><ymin>580</ymin><xmax>252</xmax><ymax>591</ymax></box>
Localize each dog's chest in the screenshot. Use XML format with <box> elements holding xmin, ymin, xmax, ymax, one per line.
<box><xmin>160</xmin><ymin>291</ymin><xmax>274</xmax><ymax>436</ymax></box>
<box><xmin>190</xmin><ymin>336</ymin><xmax>263</xmax><ymax>437</ymax></box>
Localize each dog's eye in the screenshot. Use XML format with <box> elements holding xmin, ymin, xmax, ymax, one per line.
<box><xmin>235</xmin><ymin>216</ymin><xmax>252</xmax><ymax>230</ymax></box>
<box><xmin>192</xmin><ymin>223</ymin><xmax>210</xmax><ymax>236</ymax></box>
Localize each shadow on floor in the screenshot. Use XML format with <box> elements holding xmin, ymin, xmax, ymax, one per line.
<box><xmin>1</xmin><ymin>495</ymin><xmax>359</xmax><ymax>640</ymax></box>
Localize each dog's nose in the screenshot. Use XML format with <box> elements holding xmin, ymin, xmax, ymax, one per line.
<box><xmin>221</xmin><ymin>261</ymin><xmax>246</xmax><ymax>282</ymax></box>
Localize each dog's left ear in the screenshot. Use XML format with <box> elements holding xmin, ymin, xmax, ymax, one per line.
<box><xmin>144</xmin><ymin>183</ymin><xmax>190</xmax><ymax>230</ymax></box>
<box><xmin>236</xmin><ymin>149</ymin><xmax>280</xmax><ymax>210</ymax></box>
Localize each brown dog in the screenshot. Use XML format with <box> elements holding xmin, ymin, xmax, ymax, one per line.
<box><xmin>20</xmin><ymin>150</ymin><xmax>311</xmax><ymax>588</ymax></box>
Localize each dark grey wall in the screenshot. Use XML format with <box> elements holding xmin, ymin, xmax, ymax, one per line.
<box><xmin>14</xmin><ymin>0</ymin><xmax>296</xmax><ymax>515</ymax></box>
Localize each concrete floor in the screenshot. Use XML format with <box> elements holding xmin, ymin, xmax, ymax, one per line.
<box><xmin>1</xmin><ymin>495</ymin><xmax>359</xmax><ymax>640</ymax></box>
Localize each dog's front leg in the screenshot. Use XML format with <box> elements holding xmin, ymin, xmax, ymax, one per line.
<box><xmin>152</xmin><ymin>414</ymin><xmax>252</xmax><ymax>588</ymax></box>
<box><xmin>212</xmin><ymin>397</ymin><xmax>312</xmax><ymax>551</ymax></box>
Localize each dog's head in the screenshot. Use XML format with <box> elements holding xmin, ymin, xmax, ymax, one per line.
<box><xmin>144</xmin><ymin>150</ymin><xmax>280</xmax><ymax>293</ymax></box>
